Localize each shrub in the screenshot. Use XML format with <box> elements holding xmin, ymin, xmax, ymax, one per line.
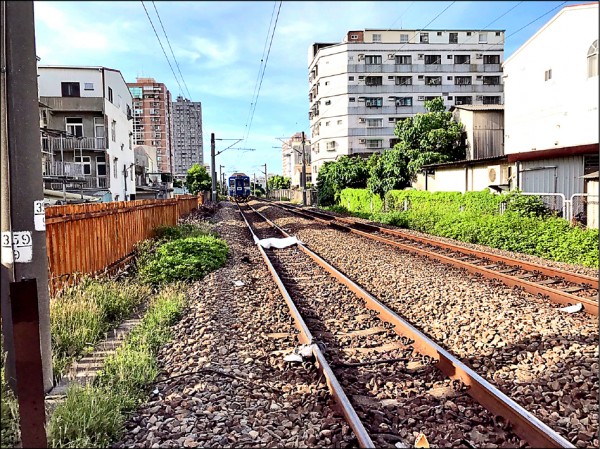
<box><xmin>138</xmin><ymin>235</ymin><xmax>228</xmax><ymax>285</ymax></box>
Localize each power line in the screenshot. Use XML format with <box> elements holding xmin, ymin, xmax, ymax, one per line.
<box><xmin>151</xmin><ymin>1</ymin><xmax>193</xmax><ymax>101</ymax></box>
<box><xmin>244</xmin><ymin>1</ymin><xmax>282</xmax><ymax>144</ymax></box>
<box><xmin>505</xmin><ymin>1</ymin><xmax>567</xmax><ymax>40</ymax></box>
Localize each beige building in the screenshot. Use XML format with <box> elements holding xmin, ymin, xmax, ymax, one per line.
<box><xmin>127</xmin><ymin>78</ymin><xmax>174</xmax><ymax>174</ymax></box>
<box><xmin>282</xmin><ymin>132</ymin><xmax>312</xmax><ymax>187</ymax></box>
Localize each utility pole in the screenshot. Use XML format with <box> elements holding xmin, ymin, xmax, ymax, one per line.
<box><xmin>210</xmin><ymin>132</ymin><xmax>217</xmax><ymax>202</ymax></box>
<box><xmin>301</xmin><ymin>131</ymin><xmax>307</xmax><ymax>206</ymax></box>
<box><xmin>253</xmin><ymin>172</ymin><xmax>256</xmax><ymax>196</ymax></box>
<box><xmin>1</xmin><ymin>1</ymin><xmax>52</xmax><ymax>445</ymax></box>
<box><xmin>262</xmin><ymin>163</ymin><xmax>268</xmax><ymax>196</ymax></box>
<box><xmin>219</xmin><ymin>165</ymin><xmax>225</xmax><ymax>195</ymax></box>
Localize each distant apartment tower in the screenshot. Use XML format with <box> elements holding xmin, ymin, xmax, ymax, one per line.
<box><xmin>282</xmin><ymin>132</ymin><xmax>312</xmax><ymax>187</ymax></box>
<box><xmin>172</xmin><ymin>95</ymin><xmax>203</xmax><ymax>179</ymax></box>
<box><xmin>308</xmin><ymin>29</ymin><xmax>505</xmax><ymax>180</ymax></box>
<box><xmin>127</xmin><ymin>77</ymin><xmax>173</xmax><ymax>174</ymax></box>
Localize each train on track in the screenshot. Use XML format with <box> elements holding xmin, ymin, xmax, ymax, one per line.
<box><xmin>228</xmin><ymin>172</ymin><xmax>251</xmax><ymax>201</ymax></box>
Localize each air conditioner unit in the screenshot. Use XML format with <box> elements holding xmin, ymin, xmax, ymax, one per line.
<box><xmin>388</xmin><ymin>54</ymin><xmax>395</xmax><ymax>59</ymax></box>
<box><xmin>418</xmin><ymin>96</ymin><xmax>425</xmax><ymax>101</ymax></box>
<box><xmin>358</xmin><ymin>118</ymin><xmax>365</xmax><ymax>123</ymax></box>
<box><xmin>418</xmin><ymin>75</ymin><xmax>424</xmax><ymax>79</ymax></box>
<box><xmin>418</xmin><ymin>54</ymin><xmax>424</xmax><ymax>59</ymax></box>
<box><xmin>476</xmin><ymin>95</ymin><xmax>483</xmax><ymax>100</ymax></box>
<box><xmin>359</xmin><ymin>139</ymin><xmax>366</xmax><ymax>144</ymax></box>
<box><xmin>455</xmin><ymin>100</ymin><xmax>463</xmax><ymax>105</ymax></box>
<box><xmin>487</xmin><ymin>165</ymin><xmax>501</xmax><ymax>183</ymax></box>
<box><xmin>358</xmin><ymin>54</ymin><xmax>365</xmax><ymax>61</ymax></box>
<box><xmin>476</xmin><ymin>53</ymin><xmax>483</xmax><ymax>59</ymax></box>
<box><xmin>476</xmin><ymin>75</ymin><xmax>482</xmax><ymax>80</ymax></box>
<box><xmin>388</xmin><ymin>76</ymin><xmax>395</xmax><ymax>80</ymax></box>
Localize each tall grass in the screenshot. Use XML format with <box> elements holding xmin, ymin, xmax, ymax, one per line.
<box><xmin>50</xmin><ymin>279</ymin><xmax>150</xmax><ymax>379</ymax></box>
<box><xmin>1</xmin><ymin>344</ymin><xmax>20</xmax><ymax>448</ymax></box>
<box><xmin>48</xmin><ymin>284</ymin><xmax>187</xmax><ymax>448</ymax></box>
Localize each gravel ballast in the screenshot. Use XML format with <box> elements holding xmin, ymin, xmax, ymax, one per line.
<box><xmin>254</xmin><ymin>200</ymin><xmax>599</xmax><ymax>448</ymax></box>
<box><xmin>115</xmin><ymin>203</ymin><xmax>355</xmax><ymax>448</ymax></box>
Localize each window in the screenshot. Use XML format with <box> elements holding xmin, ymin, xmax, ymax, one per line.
<box><xmin>349</xmin><ymin>76</ymin><xmax>355</xmax><ymax>81</ymax></box>
<box><xmin>365</xmin><ymin>76</ymin><xmax>382</xmax><ymax>86</ymax></box>
<box><xmin>365</xmin><ymin>55</ymin><xmax>382</xmax><ymax>65</ymax></box>
<box><xmin>588</xmin><ymin>40</ymin><xmax>598</xmax><ymax>78</ymax></box>
<box><xmin>436</xmin><ymin>32</ymin><xmax>442</xmax><ymax>36</ymax></box>
<box><xmin>113</xmin><ymin>158</ymin><xmax>118</xmax><ymax>178</ymax></box>
<box><xmin>326</xmin><ymin>141</ymin><xmax>336</xmax><ymax>151</ymax></box>
<box><xmin>349</xmin><ymin>97</ymin><xmax>356</xmax><ymax>102</ymax></box>
<box><xmin>395</xmin><ymin>55</ymin><xmax>411</xmax><ymax>65</ymax></box>
<box><xmin>84</xmin><ymin>82</ymin><xmax>94</xmax><ymax>91</ymax></box>
<box><xmin>111</xmin><ymin>120</ymin><xmax>116</xmax><ymax>142</ymax></box>
<box><xmin>365</xmin><ymin>97</ymin><xmax>383</xmax><ymax>107</ymax></box>
<box><xmin>366</xmin><ymin>139</ymin><xmax>383</xmax><ymax>149</ymax></box>
<box><xmin>455</xmin><ymin>96</ymin><xmax>472</xmax><ymax>105</ymax></box>
<box><xmin>455</xmin><ymin>76</ymin><xmax>472</xmax><ymax>85</ymax></box>
<box><xmin>325</xmin><ymin>100</ymin><xmax>331</xmax><ymax>105</ymax></box>
<box><xmin>478</xmin><ymin>32</ymin><xmax>487</xmax><ymax>43</ymax></box>
<box><xmin>400</xmin><ymin>33</ymin><xmax>409</xmax><ymax>43</ymax></box>
<box><xmin>337</xmin><ymin>120</ymin><xmax>342</xmax><ymax>125</ymax></box>
<box><xmin>390</xmin><ymin>138</ymin><xmax>400</xmax><ymax>147</ymax></box>
<box><xmin>396</xmin><ymin>97</ymin><xmax>412</xmax><ymax>106</ymax></box>
<box><xmin>372</xmin><ymin>34</ymin><xmax>381</xmax><ymax>42</ymax></box>
<box><xmin>366</xmin><ymin>118</ymin><xmax>383</xmax><ymax>127</ymax></box>
<box><xmin>449</xmin><ymin>32</ymin><xmax>458</xmax><ymax>44</ymax></box>
<box><xmin>65</xmin><ymin>117</ymin><xmax>83</xmax><ymax>137</ymax></box>
<box><xmin>108</xmin><ymin>87</ymin><xmax>113</xmax><ymax>103</ymax></box>
<box><xmin>482</xmin><ymin>96</ymin><xmax>501</xmax><ymax>105</ymax></box>
<box><xmin>544</xmin><ymin>69</ymin><xmax>552</xmax><ymax>81</ymax></box>
<box><xmin>74</xmin><ymin>156</ymin><xmax>91</xmax><ymax>175</ymax></box>
<box><xmin>424</xmin><ymin>54</ymin><xmax>441</xmax><ymax>65</ymax></box>
<box><xmin>420</xmin><ymin>32</ymin><xmax>429</xmax><ymax>43</ymax></box>
<box><xmin>61</xmin><ymin>82</ymin><xmax>80</xmax><ymax>97</ymax></box>
<box><xmin>447</xmin><ymin>76</ymin><xmax>453</xmax><ymax>81</ymax></box>
<box><xmin>483</xmin><ymin>76</ymin><xmax>500</xmax><ymax>85</ymax></box>
<box><xmin>483</xmin><ymin>54</ymin><xmax>500</xmax><ymax>64</ymax></box>
<box><xmin>466</xmin><ymin>32</ymin><xmax>472</xmax><ymax>36</ymax></box>
<box><xmin>454</xmin><ymin>55</ymin><xmax>470</xmax><ymax>64</ymax></box>
<box><xmin>396</xmin><ymin>76</ymin><xmax>412</xmax><ymax>85</ymax></box>
<box><xmin>425</xmin><ymin>76</ymin><xmax>442</xmax><ymax>85</ymax></box>
<box><xmin>96</xmin><ymin>156</ymin><xmax>106</xmax><ymax>177</ymax></box>
<box><xmin>324</xmin><ymin>81</ymin><xmax>329</xmax><ymax>86</ymax></box>
<box><xmin>424</xmin><ymin>96</ymin><xmax>440</xmax><ymax>101</ymax></box>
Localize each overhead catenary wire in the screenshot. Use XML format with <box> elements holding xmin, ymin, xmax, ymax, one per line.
<box><xmin>243</xmin><ymin>1</ymin><xmax>278</xmax><ymax>141</ymax></box>
<box><xmin>244</xmin><ymin>1</ymin><xmax>283</xmax><ymax>145</ymax></box>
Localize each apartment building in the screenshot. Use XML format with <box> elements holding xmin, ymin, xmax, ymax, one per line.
<box><xmin>38</xmin><ymin>66</ymin><xmax>135</xmax><ymax>201</ymax></box>
<box><xmin>127</xmin><ymin>77</ymin><xmax>174</xmax><ymax>174</ymax></box>
<box><xmin>308</xmin><ymin>29</ymin><xmax>504</xmax><ymax>180</ymax></box>
<box><xmin>172</xmin><ymin>95</ymin><xmax>203</xmax><ymax>180</ymax></box>
<box><xmin>282</xmin><ymin>132</ymin><xmax>312</xmax><ymax>187</ymax></box>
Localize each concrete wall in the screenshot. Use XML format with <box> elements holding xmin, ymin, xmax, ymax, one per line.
<box><xmin>38</xmin><ymin>66</ymin><xmax>103</xmax><ymax>98</ymax></box>
<box><xmin>504</xmin><ymin>4</ymin><xmax>599</xmax><ymax>154</ymax></box>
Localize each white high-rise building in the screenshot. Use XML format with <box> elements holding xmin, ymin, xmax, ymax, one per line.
<box><xmin>308</xmin><ymin>29</ymin><xmax>505</xmax><ymax>181</ymax></box>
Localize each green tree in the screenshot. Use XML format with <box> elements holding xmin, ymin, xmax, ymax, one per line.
<box><xmin>367</xmin><ymin>149</ymin><xmax>411</xmax><ymax>198</ymax></box>
<box><xmin>185</xmin><ymin>163</ymin><xmax>211</xmax><ymax>195</ymax></box>
<box><xmin>316</xmin><ymin>156</ymin><xmax>370</xmax><ymax>206</ymax></box>
<box><xmin>250</xmin><ymin>182</ymin><xmax>265</xmax><ymax>197</ymax></box>
<box><xmin>173</xmin><ymin>179</ymin><xmax>183</xmax><ymax>188</ymax></box>
<box><xmin>394</xmin><ymin>96</ymin><xmax>465</xmax><ymax>179</ymax></box>
<box><xmin>267</xmin><ymin>175</ymin><xmax>291</xmax><ymax>191</ymax></box>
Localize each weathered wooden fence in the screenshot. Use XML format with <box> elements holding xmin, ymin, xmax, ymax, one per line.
<box><xmin>45</xmin><ymin>195</ymin><xmax>201</xmax><ymax>294</ymax></box>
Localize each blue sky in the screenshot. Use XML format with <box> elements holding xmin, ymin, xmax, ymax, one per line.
<box><xmin>33</xmin><ymin>1</ymin><xmax>584</xmax><ymax>178</ymax></box>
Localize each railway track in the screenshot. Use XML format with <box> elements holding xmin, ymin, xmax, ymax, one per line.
<box><xmin>261</xmin><ymin>199</ymin><xmax>598</xmax><ymax>316</ymax></box>
<box><xmin>237</xmin><ymin>201</ymin><xmax>575</xmax><ymax>448</ymax></box>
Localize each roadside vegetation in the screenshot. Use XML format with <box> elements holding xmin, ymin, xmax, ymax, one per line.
<box><xmin>1</xmin><ymin>339</ymin><xmax>20</xmax><ymax>449</ymax></box>
<box><xmin>0</xmin><ymin>221</ymin><xmax>228</xmax><ymax>448</ymax></box>
<box><xmin>329</xmin><ymin>188</ymin><xmax>599</xmax><ymax>268</ymax></box>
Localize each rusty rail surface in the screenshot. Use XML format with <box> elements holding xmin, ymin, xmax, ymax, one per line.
<box><xmin>45</xmin><ymin>195</ymin><xmax>201</xmax><ymax>294</ymax></box>
<box><xmin>265</xmin><ymin>200</ymin><xmax>599</xmax><ymax>316</ymax></box>
<box><xmin>246</xmin><ymin>202</ymin><xmax>575</xmax><ymax>449</ymax></box>
<box><xmin>236</xmin><ymin>203</ymin><xmax>375</xmax><ymax>448</ymax></box>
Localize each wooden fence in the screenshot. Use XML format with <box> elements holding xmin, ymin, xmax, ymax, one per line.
<box><xmin>45</xmin><ymin>194</ymin><xmax>201</xmax><ymax>294</ymax></box>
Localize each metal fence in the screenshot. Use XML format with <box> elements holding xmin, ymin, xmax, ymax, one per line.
<box><xmin>268</xmin><ymin>189</ymin><xmax>317</xmax><ymax>205</ymax></box>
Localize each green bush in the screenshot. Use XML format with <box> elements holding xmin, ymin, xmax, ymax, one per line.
<box><xmin>339</xmin><ymin>188</ymin><xmax>383</xmax><ymax>215</ymax></box>
<box><xmin>154</xmin><ymin>223</ymin><xmax>215</xmax><ymax>241</ymax></box>
<box><xmin>336</xmin><ymin>188</ymin><xmax>599</xmax><ymax>268</ymax></box>
<box><xmin>138</xmin><ymin>235</ymin><xmax>228</xmax><ymax>285</ymax></box>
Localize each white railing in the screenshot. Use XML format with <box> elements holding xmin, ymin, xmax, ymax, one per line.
<box><xmin>43</xmin><ymin>160</ymin><xmax>84</xmax><ymax>177</ymax></box>
<box><xmin>47</xmin><ymin>136</ymin><xmax>106</xmax><ymax>151</ymax></box>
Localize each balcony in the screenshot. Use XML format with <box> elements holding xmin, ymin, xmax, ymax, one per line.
<box><xmin>347</xmin><ymin>63</ymin><xmax>502</xmax><ymax>74</ymax></box>
<box><xmin>39</xmin><ymin>96</ymin><xmax>104</xmax><ymax>112</ymax></box>
<box><xmin>43</xmin><ymin>160</ymin><xmax>84</xmax><ymax>177</ymax></box>
<box><xmin>47</xmin><ymin>136</ymin><xmax>106</xmax><ymax>152</ymax></box>
<box><xmin>48</xmin><ymin>176</ymin><xmax>109</xmax><ymax>191</ymax></box>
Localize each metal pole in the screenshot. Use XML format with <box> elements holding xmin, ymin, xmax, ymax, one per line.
<box><xmin>1</xmin><ymin>0</ymin><xmax>53</xmax><ymax>392</ymax></box>
<box><xmin>301</xmin><ymin>131</ymin><xmax>307</xmax><ymax>206</ymax></box>
<box><xmin>253</xmin><ymin>172</ymin><xmax>256</xmax><ymax>196</ymax></box>
<box><xmin>263</xmin><ymin>163</ymin><xmax>268</xmax><ymax>196</ymax></box>
<box><xmin>210</xmin><ymin>132</ymin><xmax>216</xmax><ymax>202</ymax></box>
<box><xmin>219</xmin><ymin>164</ymin><xmax>224</xmax><ymax>195</ymax></box>
<box><xmin>60</xmin><ymin>137</ymin><xmax>66</xmax><ymax>201</ymax></box>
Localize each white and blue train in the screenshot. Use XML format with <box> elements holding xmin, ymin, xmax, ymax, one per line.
<box><xmin>228</xmin><ymin>172</ymin><xmax>251</xmax><ymax>200</ymax></box>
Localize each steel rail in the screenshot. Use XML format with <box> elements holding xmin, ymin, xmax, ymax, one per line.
<box><xmin>236</xmin><ymin>203</ymin><xmax>375</xmax><ymax>448</ymax></box>
<box><xmin>247</xmin><ymin>201</ymin><xmax>576</xmax><ymax>449</ymax></box>
<box><xmin>263</xmin><ymin>201</ymin><xmax>598</xmax><ymax>316</ymax></box>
